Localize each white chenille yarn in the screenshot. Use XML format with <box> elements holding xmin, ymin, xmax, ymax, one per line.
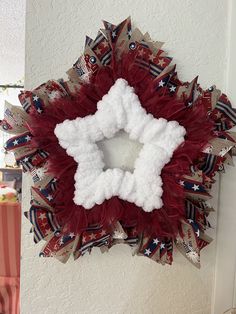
<box><xmin>54</xmin><ymin>79</ymin><xmax>186</xmax><ymax>212</ymax></box>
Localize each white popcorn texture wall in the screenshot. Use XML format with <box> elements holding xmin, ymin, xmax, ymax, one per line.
<box><xmin>22</xmin><ymin>1</ymin><xmax>229</xmax><ymax>313</ymax></box>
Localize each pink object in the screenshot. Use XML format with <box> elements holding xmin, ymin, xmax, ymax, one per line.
<box><xmin>0</xmin><ymin>203</ymin><xmax>21</xmax><ymax>314</ymax></box>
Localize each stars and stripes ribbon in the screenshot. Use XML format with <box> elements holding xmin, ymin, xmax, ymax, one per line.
<box><xmin>103</xmin><ymin>17</ymin><xmax>131</xmax><ymax>45</ymax></box>
<box><xmin>89</xmin><ymin>31</ymin><xmax>112</xmax><ymax>66</ymax></box>
<box><xmin>5</xmin><ymin>132</ymin><xmax>32</xmax><ymax>151</ymax></box>
<box><xmin>199</xmin><ymin>154</ymin><xmax>225</xmax><ymax>177</ymax></box>
<box><xmin>215</xmin><ymin>94</ymin><xmax>236</xmax><ymax>127</ymax></box>
<box><xmin>76</xmin><ymin>226</ymin><xmax>111</xmax><ymax>257</ymax></box>
<box><xmin>185</xmin><ymin>199</ymin><xmax>210</xmax><ymax>230</ymax></box>
<box><xmin>24</xmin><ymin>206</ymin><xmax>60</xmax><ymax>243</ymax></box>
<box><xmin>39</xmin><ymin>232</ymin><xmax>76</xmax><ymax>263</ymax></box>
<box><xmin>31</xmin><ymin>178</ymin><xmax>57</xmax><ymax>207</ymax></box>
<box><xmin>18</xmin><ymin>91</ymin><xmax>45</xmax><ymax>114</ymax></box>
<box><xmin>180</xmin><ymin>178</ymin><xmax>210</xmax><ymax>199</ymax></box>
<box><xmin>18</xmin><ymin>149</ymin><xmax>49</xmax><ymax>172</ymax></box>
<box><xmin>138</xmin><ymin>236</ymin><xmax>172</xmax><ymax>264</ymax></box>
<box><xmin>1</xmin><ymin>103</ymin><xmax>28</xmax><ymax>134</ymax></box>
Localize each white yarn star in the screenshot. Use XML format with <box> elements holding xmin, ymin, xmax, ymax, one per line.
<box><xmin>54</xmin><ymin>79</ymin><xmax>186</xmax><ymax>212</ymax></box>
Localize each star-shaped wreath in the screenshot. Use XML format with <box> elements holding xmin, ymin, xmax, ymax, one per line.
<box><xmin>54</xmin><ymin>78</ymin><xmax>186</xmax><ymax>212</ymax></box>
<box><xmin>1</xmin><ymin>17</ymin><xmax>236</xmax><ymax>267</ymax></box>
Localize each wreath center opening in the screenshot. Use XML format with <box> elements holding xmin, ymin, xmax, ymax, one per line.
<box><xmin>97</xmin><ymin>130</ymin><xmax>143</xmax><ymax>172</ymax></box>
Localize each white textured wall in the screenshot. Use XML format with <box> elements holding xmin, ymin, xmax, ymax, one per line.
<box><xmin>0</xmin><ymin>0</ymin><xmax>25</xmax><ymax>165</ymax></box>
<box><xmin>22</xmin><ymin>1</ymin><xmax>229</xmax><ymax>313</ymax></box>
<box><xmin>0</xmin><ymin>0</ymin><xmax>25</xmax><ymax>83</ymax></box>
<box><xmin>212</xmin><ymin>2</ymin><xmax>236</xmax><ymax>313</ymax></box>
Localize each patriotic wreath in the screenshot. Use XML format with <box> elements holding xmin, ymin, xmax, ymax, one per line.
<box><xmin>1</xmin><ymin>17</ymin><xmax>236</xmax><ymax>267</ymax></box>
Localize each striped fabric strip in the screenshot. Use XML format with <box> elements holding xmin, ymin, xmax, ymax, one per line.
<box><xmin>216</xmin><ymin>100</ymin><xmax>236</xmax><ymax>124</ymax></box>
<box><xmin>0</xmin><ymin>203</ymin><xmax>21</xmax><ymax>314</ymax></box>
